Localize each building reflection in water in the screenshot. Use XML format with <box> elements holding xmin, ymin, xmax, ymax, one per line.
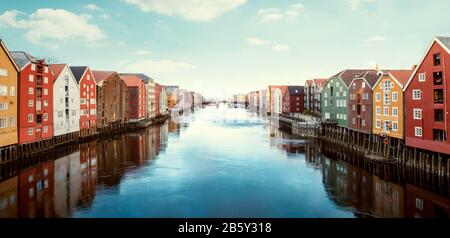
<box><xmin>268</xmin><ymin>128</ymin><xmax>450</xmax><ymax>218</ymax></box>
<box><xmin>0</xmin><ymin>122</ymin><xmax>170</xmax><ymax>218</ymax></box>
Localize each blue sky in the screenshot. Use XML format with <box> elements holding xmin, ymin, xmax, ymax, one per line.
<box><xmin>1</xmin><ymin>0</ymin><xmax>450</xmax><ymax>98</ymax></box>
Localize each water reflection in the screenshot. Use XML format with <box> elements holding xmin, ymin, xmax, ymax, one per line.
<box><xmin>0</xmin><ymin>106</ymin><xmax>449</xmax><ymax>218</ymax></box>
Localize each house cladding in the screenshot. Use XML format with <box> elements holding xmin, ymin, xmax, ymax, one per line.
<box><xmin>70</xmin><ymin>66</ymin><xmax>97</xmax><ymax>136</ymax></box>
<box><xmin>322</xmin><ymin>70</ymin><xmax>373</xmax><ymax>128</ymax></box>
<box><xmin>313</xmin><ymin>79</ymin><xmax>328</xmax><ymax>114</ymax></box>
<box><xmin>11</xmin><ymin>51</ymin><xmax>53</xmax><ymax>144</ymax></box>
<box><xmin>155</xmin><ymin>83</ymin><xmax>162</xmax><ymax>116</ymax></box>
<box><xmin>372</xmin><ymin>70</ymin><xmax>413</xmax><ymax>139</ymax></box>
<box><xmin>404</xmin><ymin>36</ymin><xmax>450</xmax><ymax>154</ymax></box>
<box><xmin>0</xmin><ymin>40</ymin><xmax>19</xmax><ymax>148</ymax></box>
<box><xmin>166</xmin><ymin>86</ymin><xmax>179</xmax><ymax>109</ymax></box>
<box><xmin>50</xmin><ymin>64</ymin><xmax>80</xmax><ymax>137</ymax></box>
<box><xmin>120</xmin><ymin>74</ymin><xmax>146</xmax><ymax>122</ymax></box>
<box><xmin>93</xmin><ymin>71</ymin><xmax>128</xmax><ymax>128</ymax></box>
<box><xmin>284</xmin><ymin>86</ymin><xmax>304</xmax><ymax>113</ymax></box>
<box><xmin>268</xmin><ymin>85</ymin><xmax>287</xmax><ymax>115</ymax></box>
<box><xmin>348</xmin><ymin>71</ymin><xmax>380</xmax><ymax>134</ymax></box>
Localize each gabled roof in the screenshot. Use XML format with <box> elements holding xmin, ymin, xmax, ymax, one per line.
<box><xmin>92</xmin><ymin>71</ymin><xmax>116</xmax><ymax>84</ymax></box>
<box><xmin>0</xmin><ymin>40</ymin><xmax>20</xmax><ymax>72</ymax></box>
<box><xmin>120</xmin><ymin>74</ymin><xmax>144</xmax><ymax>87</ymax></box>
<box><xmin>49</xmin><ymin>64</ymin><xmax>66</xmax><ymax>79</ymax></box>
<box><xmin>70</xmin><ymin>66</ymin><xmax>88</xmax><ymax>83</ymax></box>
<box><xmin>404</xmin><ymin>36</ymin><xmax>450</xmax><ymax>91</ymax></box>
<box><xmin>387</xmin><ymin>70</ymin><xmax>414</xmax><ymax>87</ymax></box>
<box><xmin>332</xmin><ymin>69</ymin><xmax>375</xmax><ymax>87</ymax></box>
<box><xmin>313</xmin><ymin>79</ymin><xmax>328</xmax><ymax>87</ymax></box>
<box><xmin>287</xmin><ymin>86</ymin><xmax>304</xmax><ymax>95</ymax></box>
<box><xmin>120</xmin><ymin>73</ymin><xmax>154</xmax><ymax>84</ymax></box>
<box><xmin>305</xmin><ymin>80</ymin><xmax>313</xmax><ymax>86</ymax></box>
<box><xmin>10</xmin><ymin>51</ymin><xmax>41</xmax><ymax>70</ymax></box>
<box><xmin>437</xmin><ymin>36</ymin><xmax>450</xmax><ymax>52</ymax></box>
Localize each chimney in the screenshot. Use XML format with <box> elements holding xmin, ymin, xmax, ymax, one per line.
<box><xmin>375</xmin><ymin>64</ymin><xmax>380</xmax><ymax>72</ymax></box>
<box><xmin>412</xmin><ymin>64</ymin><xmax>417</xmax><ymax>70</ymax></box>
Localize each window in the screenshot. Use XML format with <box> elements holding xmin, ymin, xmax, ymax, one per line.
<box><xmin>324</xmin><ymin>92</ymin><xmax>327</xmax><ymax>98</ymax></box>
<box><xmin>415</xmin><ymin>127</ymin><xmax>423</xmax><ymax>137</ymax></box>
<box><xmin>435</xmin><ymin>109</ymin><xmax>444</xmax><ymax>122</ymax></box>
<box><xmin>433</xmin><ymin>129</ymin><xmax>446</xmax><ymax>142</ymax></box>
<box><xmin>44</xmin><ymin>100</ymin><xmax>48</xmax><ymax>107</ymax></box>
<box><xmin>0</xmin><ymin>68</ymin><xmax>7</xmax><ymax>77</ymax></box>
<box><xmin>87</xmin><ymin>75</ymin><xmax>91</xmax><ymax>81</ymax></box>
<box><xmin>384</xmin><ymin>93</ymin><xmax>391</xmax><ymax>105</ymax></box>
<box><xmin>80</xmin><ymin>99</ymin><xmax>86</xmax><ymax>104</ymax></box>
<box><xmin>433</xmin><ymin>72</ymin><xmax>443</xmax><ymax>85</ymax></box>
<box><xmin>90</xmin><ymin>98</ymin><xmax>96</xmax><ymax>105</ymax></box>
<box><xmin>324</xmin><ymin>101</ymin><xmax>327</xmax><ymax>107</ymax></box>
<box><xmin>392</xmin><ymin>92</ymin><xmax>398</xmax><ymax>102</ymax></box>
<box><xmin>376</xmin><ymin>93</ymin><xmax>381</xmax><ymax>102</ymax></box>
<box><xmin>343</xmin><ymin>91</ymin><xmax>347</xmax><ymax>97</ymax></box>
<box><xmin>336</xmin><ymin>92</ymin><xmax>340</xmax><ymax>98</ymax></box>
<box><xmin>362</xmin><ymin>119</ymin><xmax>366</xmax><ymax>127</ymax></box>
<box><xmin>0</xmin><ymin>118</ymin><xmax>7</xmax><ymax>128</ymax></box>
<box><xmin>44</xmin><ymin>113</ymin><xmax>48</xmax><ymax>121</ymax></box>
<box><xmin>0</xmin><ymin>102</ymin><xmax>7</xmax><ymax>110</ymax></box>
<box><xmin>384</xmin><ymin>80</ymin><xmax>391</xmax><ymax>91</ymax></box>
<box><xmin>58</xmin><ymin>111</ymin><xmax>63</xmax><ymax>118</ymax></box>
<box><xmin>43</xmin><ymin>126</ymin><xmax>48</xmax><ymax>133</ymax></box>
<box><xmin>90</xmin><ymin>109</ymin><xmax>96</xmax><ymax>115</ymax></box>
<box><xmin>376</xmin><ymin>107</ymin><xmax>381</xmax><ymax>115</ymax></box>
<box><xmin>434</xmin><ymin>89</ymin><xmax>444</xmax><ymax>104</ymax></box>
<box><xmin>384</xmin><ymin>107</ymin><xmax>389</xmax><ymax>116</ymax></box>
<box><xmin>353</xmin><ymin>83</ymin><xmax>356</xmax><ymax>89</ymax></box>
<box><xmin>413</xmin><ymin>109</ymin><xmax>422</xmax><ymax>120</ymax></box>
<box><xmin>392</xmin><ymin>121</ymin><xmax>398</xmax><ymax>132</ymax></box>
<box><xmin>434</xmin><ymin>53</ymin><xmax>441</xmax><ymax>66</ymax></box>
<box><xmin>28</xmin><ymin>128</ymin><xmax>33</xmax><ymax>135</ymax></box>
<box><xmin>44</xmin><ymin>89</ymin><xmax>48</xmax><ymax>96</ymax></box>
<box><xmin>362</xmin><ymin>105</ymin><xmax>366</xmax><ymax>112</ymax></box>
<box><xmin>418</xmin><ymin>73</ymin><xmax>426</xmax><ymax>82</ymax></box>
<box><xmin>28</xmin><ymin>100</ymin><xmax>33</xmax><ymax>107</ymax></box>
<box><xmin>352</xmin><ymin>118</ymin><xmax>356</xmax><ymax>125</ymax></box>
<box><xmin>31</xmin><ymin>64</ymin><xmax>36</xmax><ymax>71</ymax></box>
<box><xmin>0</xmin><ymin>85</ymin><xmax>7</xmax><ymax>96</ymax></box>
<box><xmin>44</xmin><ymin>77</ymin><xmax>48</xmax><ymax>84</ymax></box>
<box><xmin>10</xmin><ymin>87</ymin><xmax>15</xmax><ymax>96</ymax></box>
<box><xmin>29</xmin><ymin>75</ymin><xmax>34</xmax><ymax>82</ymax></box>
<box><xmin>376</xmin><ymin>120</ymin><xmax>381</xmax><ymax>128</ymax></box>
<box><xmin>29</xmin><ymin>87</ymin><xmax>34</xmax><ymax>95</ymax></box>
<box><xmin>392</xmin><ymin>107</ymin><xmax>398</xmax><ymax>117</ymax></box>
<box><xmin>72</xmin><ymin>110</ymin><xmax>76</xmax><ymax>116</ymax></box>
<box><xmin>28</xmin><ymin>114</ymin><xmax>33</xmax><ymax>122</ymax></box>
<box><xmin>44</xmin><ymin>67</ymin><xmax>48</xmax><ymax>73</ymax></box>
<box><xmin>362</xmin><ymin>82</ymin><xmax>366</xmax><ymax>88</ymax></box>
<box><xmin>412</xmin><ymin>90</ymin><xmax>421</xmax><ymax>100</ymax></box>
<box><xmin>352</xmin><ymin>104</ymin><xmax>356</xmax><ymax>111</ymax></box>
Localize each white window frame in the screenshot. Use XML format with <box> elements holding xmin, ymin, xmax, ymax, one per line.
<box><xmin>412</xmin><ymin>90</ymin><xmax>421</xmax><ymax>100</ymax></box>
<box><xmin>0</xmin><ymin>117</ymin><xmax>7</xmax><ymax>128</ymax></box>
<box><xmin>376</xmin><ymin>120</ymin><xmax>381</xmax><ymax>128</ymax></box>
<box><xmin>392</xmin><ymin>107</ymin><xmax>398</xmax><ymax>117</ymax></box>
<box><xmin>376</xmin><ymin>93</ymin><xmax>381</xmax><ymax>102</ymax></box>
<box><xmin>413</xmin><ymin>109</ymin><xmax>422</xmax><ymax>120</ymax></box>
<box><xmin>29</xmin><ymin>75</ymin><xmax>34</xmax><ymax>82</ymax></box>
<box><xmin>384</xmin><ymin>107</ymin><xmax>390</xmax><ymax>116</ymax></box>
<box><xmin>392</xmin><ymin>92</ymin><xmax>398</xmax><ymax>102</ymax></box>
<box><xmin>28</xmin><ymin>114</ymin><xmax>33</xmax><ymax>122</ymax></box>
<box><xmin>418</xmin><ymin>73</ymin><xmax>426</xmax><ymax>82</ymax></box>
<box><xmin>415</xmin><ymin>127</ymin><xmax>423</xmax><ymax>137</ymax></box>
<box><xmin>392</xmin><ymin>121</ymin><xmax>398</xmax><ymax>132</ymax></box>
<box><xmin>28</xmin><ymin>128</ymin><xmax>33</xmax><ymax>135</ymax></box>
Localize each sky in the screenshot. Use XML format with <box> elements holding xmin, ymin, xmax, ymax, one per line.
<box><xmin>1</xmin><ymin>0</ymin><xmax>450</xmax><ymax>99</ymax></box>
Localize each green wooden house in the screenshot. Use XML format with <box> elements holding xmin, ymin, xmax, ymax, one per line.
<box><xmin>322</xmin><ymin>69</ymin><xmax>373</xmax><ymax>128</ymax></box>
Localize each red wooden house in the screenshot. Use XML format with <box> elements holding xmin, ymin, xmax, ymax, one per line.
<box><xmin>11</xmin><ymin>51</ymin><xmax>53</xmax><ymax>144</ymax></box>
<box><xmin>120</xmin><ymin>74</ymin><xmax>146</xmax><ymax>122</ymax></box>
<box><xmin>348</xmin><ymin>70</ymin><xmax>379</xmax><ymax>134</ymax></box>
<box><xmin>283</xmin><ymin>86</ymin><xmax>304</xmax><ymax>113</ymax></box>
<box><xmin>404</xmin><ymin>36</ymin><xmax>450</xmax><ymax>155</ymax></box>
<box><xmin>70</xmin><ymin>66</ymin><xmax>97</xmax><ymax>136</ymax></box>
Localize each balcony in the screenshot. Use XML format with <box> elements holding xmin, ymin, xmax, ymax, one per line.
<box><xmin>434</xmin><ymin>89</ymin><xmax>444</xmax><ymax>104</ymax></box>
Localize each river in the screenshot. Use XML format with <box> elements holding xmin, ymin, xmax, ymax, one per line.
<box><xmin>0</xmin><ymin>104</ymin><xmax>449</xmax><ymax>218</ymax></box>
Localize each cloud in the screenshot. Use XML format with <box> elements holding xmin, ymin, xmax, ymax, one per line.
<box><xmin>258</xmin><ymin>3</ymin><xmax>304</xmax><ymax>23</ymax></box>
<box><xmin>362</xmin><ymin>36</ymin><xmax>386</xmax><ymax>43</ymax></box>
<box><xmin>124</xmin><ymin>0</ymin><xmax>246</xmax><ymax>21</ymax></box>
<box><xmin>125</xmin><ymin>60</ymin><xmax>194</xmax><ymax>74</ymax></box>
<box><xmin>272</xmin><ymin>44</ymin><xmax>290</xmax><ymax>51</ymax></box>
<box><xmin>99</xmin><ymin>14</ymin><xmax>111</xmax><ymax>20</ymax></box>
<box><xmin>246</xmin><ymin>37</ymin><xmax>290</xmax><ymax>52</ymax></box>
<box><xmin>130</xmin><ymin>50</ymin><xmax>152</xmax><ymax>56</ymax></box>
<box><xmin>246</xmin><ymin>37</ymin><xmax>272</xmax><ymax>46</ymax></box>
<box><xmin>348</xmin><ymin>0</ymin><xmax>377</xmax><ymax>11</ymax></box>
<box><xmin>84</xmin><ymin>4</ymin><xmax>103</xmax><ymax>11</ymax></box>
<box><xmin>0</xmin><ymin>9</ymin><xmax>106</xmax><ymax>46</ymax></box>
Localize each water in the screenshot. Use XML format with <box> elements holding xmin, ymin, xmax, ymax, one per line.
<box><xmin>1</xmin><ymin>104</ymin><xmax>449</xmax><ymax>218</ymax></box>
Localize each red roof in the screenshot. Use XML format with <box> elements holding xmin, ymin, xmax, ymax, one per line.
<box><xmin>49</xmin><ymin>64</ymin><xmax>66</xmax><ymax>78</ymax></box>
<box><xmin>120</xmin><ymin>74</ymin><xmax>144</xmax><ymax>87</ymax></box>
<box><xmin>387</xmin><ymin>70</ymin><xmax>414</xmax><ymax>86</ymax></box>
<box><xmin>313</xmin><ymin>78</ymin><xmax>328</xmax><ymax>87</ymax></box>
<box><xmin>92</xmin><ymin>71</ymin><xmax>116</xmax><ymax>84</ymax></box>
<box><xmin>305</xmin><ymin>80</ymin><xmax>313</xmax><ymax>86</ymax></box>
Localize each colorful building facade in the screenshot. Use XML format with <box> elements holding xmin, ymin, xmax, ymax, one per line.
<box><xmin>120</xmin><ymin>75</ymin><xmax>146</xmax><ymax>122</ymax></box>
<box><xmin>11</xmin><ymin>51</ymin><xmax>53</xmax><ymax>144</ymax></box>
<box><xmin>283</xmin><ymin>86</ymin><xmax>304</xmax><ymax>113</ymax></box>
<box><xmin>404</xmin><ymin>36</ymin><xmax>450</xmax><ymax>154</ymax></box>
<box><xmin>70</xmin><ymin>66</ymin><xmax>97</xmax><ymax>136</ymax></box>
<box><xmin>372</xmin><ymin>70</ymin><xmax>413</xmax><ymax>139</ymax></box>
<box><xmin>50</xmin><ymin>64</ymin><xmax>80</xmax><ymax>137</ymax></box>
<box><xmin>0</xmin><ymin>40</ymin><xmax>19</xmax><ymax>148</ymax></box>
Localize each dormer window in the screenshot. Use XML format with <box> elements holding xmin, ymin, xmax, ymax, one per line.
<box><xmin>433</xmin><ymin>53</ymin><xmax>441</xmax><ymax>66</ymax></box>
